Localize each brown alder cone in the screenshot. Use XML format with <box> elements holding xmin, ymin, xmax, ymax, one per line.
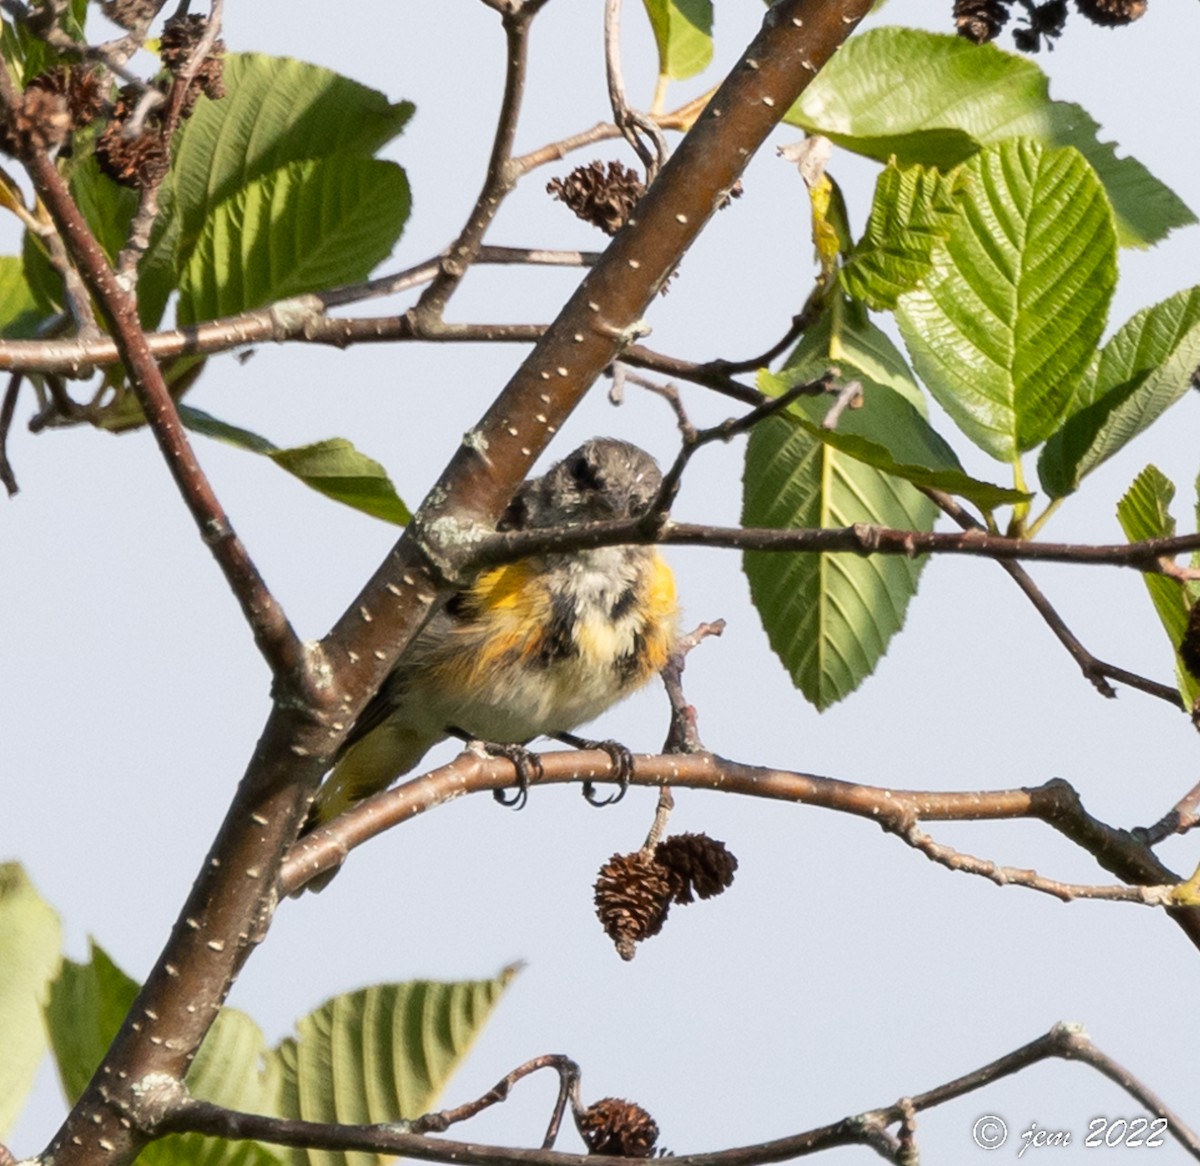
<box><xmin>655</xmin><ymin>832</ymin><xmax>738</xmax><ymax>904</ymax></box>
<box><xmin>954</xmin><ymin>0</ymin><xmax>1011</xmax><ymax>42</ymax></box>
<box><xmin>95</xmin><ymin>86</ymin><xmax>169</xmax><ymax>189</ymax></box>
<box><xmin>0</xmin><ymin>81</ymin><xmax>70</xmax><ymax>155</ymax></box>
<box><xmin>1075</xmin><ymin>0</ymin><xmax>1147</xmax><ymax>25</ymax></box>
<box><xmin>100</xmin><ymin>0</ymin><xmax>160</xmax><ymax>30</ymax></box>
<box><xmin>578</xmin><ymin>1098</ymin><xmax>660</xmax><ymax>1157</ymax></box>
<box><xmin>594</xmin><ymin>850</ymin><xmax>673</xmax><ymax>960</ymax></box>
<box><xmin>547</xmin><ymin>160</ymin><xmax>646</xmax><ymax>236</ymax></box>
<box><xmin>160</xmin><ymin>13</ymin><xmax>227</xmax><ymax>105</ymax></box>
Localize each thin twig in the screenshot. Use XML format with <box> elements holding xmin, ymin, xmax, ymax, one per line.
<box><xmin>409</xmin><ymin>1055</ymin><xmax>581</xmax><ymax>1149</ymax></box>
<box><xmin>703</xmin><ymin>311</ymin><xmax>812</xmax><ymax>376</ymax></box>
<box><xmin>0</xmin><ymin>245</ymin><xmax>600</xmax><ymax>380</ymax></box>
<box><xmin>42</xmin><ymin>219</ymin><xmax>101</xmax><ymax>343</ymax></box>
<box><xmin>157</xmin><ymin>1023</ymin><xmax>1200</xmax><ymax>1163</ymax></box>
<box><xmin>1135</xmin><ymin>777</ymin><xmax>1200</xmax><ymax>844</ymax></box>
<box><xmin>820</xmin><ymin>378</ymin><xmax>862</xmax><ymax>429</ymax></box>
<box><xmin>415</xmin><ymin>4</ymin><xmax>541</xmax><ymax>320</ymax></box>
<box><xmin>609</xmin><ymin>368</ymin><xmax>697</xmax><ymax>438</ymax></box>
<box><xmin>660</xmin><ymin>618</ymin><xmax>726</xmax><ymax>754</ymax></box>
<box><xmin>899</xmin><ymin>822</ymin><xmax>1175</xmax><ymax>906</ymax></box>
<box><xmin>647</xmin><ymin>371</ymin><xmax>834</xmax><ymax>513</ymax></box>
<box><xmin>512</xmin><ymin>91</ymin><xmax>712</xmax><ymax>177</ymax></box>
<box><xmin>0</xmin><ymin>372</ymin><xmax>22</xmax><ymax>495</ymax></box>
<box><xmin>624</xmin><ymin>344</ymin><xmax>767</xmax><ymax>406</ymax></box>
<box><xmin>892</xmin><ymin>1023</ymin><xmax>1200</xmax><ymax>1157</ymax></box>
<box><xmin>603</xmin><ymin>0</ymin><xmax>663</xmax><ymax>178</ymax></box>
<box><xmin>643</xmin><ymin>786</ymin><xmax>675</xmax><ymax>850</ymax></box>
<box><xmin>925</xmin><ymin>488</ymin><xmax>1183</xmax><ymax>709</ymax></box>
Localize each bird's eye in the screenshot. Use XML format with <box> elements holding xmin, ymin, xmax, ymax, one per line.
<box><xmin>568</xmin><ymin>453</ymin><xmax>603</xmax><ymax>492</ymax></box>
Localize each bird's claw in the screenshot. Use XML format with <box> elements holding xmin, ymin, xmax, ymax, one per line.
<box><xmin>485</xmin><ymin>742</ymin><xmax>542</xmax><ymax>810</ymax></box>
<box><xmin>558</xmin><ymin>733</ymin><xmax>635</xmax><ymax>806</ymax></box>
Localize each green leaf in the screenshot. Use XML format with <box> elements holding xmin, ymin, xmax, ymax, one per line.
<box><xmin>272</xmin><ymin>970</ymin><xmax>519</xmax><ymax>1166</ymax></box>
<box><xmin>760</xmin><ymin>371</ymin><xmax>1026</xmax><ymax>512</ymax></box>
<box><xmin>1115</xmin><ymin>467</ymin><xmax>1199</xmax><ymax>708</ymax></box>
<box><xmin>268</xmin><ymin>440</ymin><xmax>412</xmax><ymax>526</ymax></box>
<box><xmin>180</xmin><ymin>405</ymin><xmax>278</xmax><ymax>454</ymax></box>
<box><xmin>772</xmin><ymin>308</ymin><xmax>1025</xmax><ymax>510</ymax></box>
<box><xmin>180</xmin><ymin>408</ymin><xmax>412</xmax><ymax>525</ymax></box>
<box><xmin>0</xmin><ymin>256</ymin><xmax>45</xmax><ymax>338</ymax></box>
<box><xmin>742</xmin><ymin>411</ymin><xmax>935</xmax><ymax>711</ymax></box>
<box><xmin>2</xmin><ymin>13</ymin><xmax>54</xmax><ymax>81</ymax></box>
<box><xmin>641</xmin><ymin>0</ymin><xmax>713</xmax><ymax>81</ymax></box>
<box><xmin>841</xmin><ymin>159</ymin><xmax>965</xmax><ymax>311</ymax></box>
<box><xmin>1</xmin><ymin>0</ymin><xmax>88</xmax><ymax>83</ymax></box>
<box><xmin>1039</xmin><ymin>289</ymin><xmax>1200</xmax><ymax>498</ymax></box>
<box><xmin>894</xmin><ymin>140</ymin><xmax>1117</xmax><ymax>461</ymax></box>
<box><xmin>169</xmin><ymin>53</ymin><xmax>413</xmax><ymax>250</ymax></box>
<box><xmin>44</xmin><ymin>940</ymin><xmax>137</xmax><ymax>1105</ymax></box>
<box><xmin>0</xmin><ymin>864</ymin><xmax>62</xmax><ymax>1137</ymax></box>
<box><xmin>139</xmin><ymin>53</ymin><xmax>414</xmax><ymax>328</ymax></box>
<box><xmin>177</xmin><ymin>156</ymin><xmax>410</xmax><ymax>324</ymax></box>
<box><xmin>43</xmin><ymin>939</ymin><xmax>514</xmax><ymax>1166</ymax></box>
<box><xmin>787</xmin><ymin>27</ymin><xmax>1193</xmax><ymax>249</ymax></box>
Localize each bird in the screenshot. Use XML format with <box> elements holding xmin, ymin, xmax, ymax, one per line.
<box><xmin>302</xmin><ymin>437</ymin><xmax>679</xmax><ymax>853</ymax></box>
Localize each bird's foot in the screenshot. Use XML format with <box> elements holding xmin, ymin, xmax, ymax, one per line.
<box><xmin>556</xmin><ymin>732</ymin><xmax>635</xmax><ymax>806</ymax></box>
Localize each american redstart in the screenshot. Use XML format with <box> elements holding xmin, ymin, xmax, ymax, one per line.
<box><xmin>305</xmin><ymin>437</ymin><xmax>679</xmax><ymax>840</ymax></box>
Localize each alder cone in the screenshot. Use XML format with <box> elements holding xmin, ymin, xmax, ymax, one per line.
<box><xmin>1075</xmin><ymin>0</ymin><xmax>1147</xmax><ymax>24</ymax></box>
<box><xmin>578</xmin><ymin>1098</ymin><xmax>660</xmax><ymax>1158</ymax></box>
<box><xmin>655</xmin><ymin>832</ymin><xmax>738</xmax><ymax>904</ymax></box>
<box><xmin>594</xmin><ymin>850</ymin><xmax>672</xmax><ymax>961</ymax></box>
<box><xmin>954</xmin><ymin>0</ymin><xmax>1011</xmax><ymax>42</ymax></box>
<box><xmin>547</xmin><ymin>160</ymin><xmax>645</xmax><ymax>236</ymax></box>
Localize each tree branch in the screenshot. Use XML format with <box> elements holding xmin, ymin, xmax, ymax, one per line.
<box><xmin>0</xmin><ymin>372</ymin><xmax>21</xmax><ymax>495</ymax></box>
<box><xmin>476</xmin><ymin>517</ymin><xmax>1200</xmax><ymax>576</ymax></box>
<box><xmin>0</xmin><ymin>246</ymin><xmax>601</xmax><ymax>379</ymax></box>
<box><xmin>153</xmin><ymin>1023</ymin><xmax>1200</xmax><ymax>1164</ymax></box>
<box><xmin>414</xmin><ymin>4</ymin><xmax>540</xmax><ymax>320</ymax></box>
<box><xmin>925</xmin><ymin>488</ymin><xmax>1184</xmax><ymax>708</ymax></box>
<box><xmin>279</xmin><ymin>750</ymin><xmax>1200</xmax><ymax>948</ymax></box>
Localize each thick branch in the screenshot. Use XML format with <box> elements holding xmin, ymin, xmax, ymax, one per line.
<box><xmin>164</xmin><ymin>1097</ymin><xmax>882</xmax><ymax>1166</ymax></box>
